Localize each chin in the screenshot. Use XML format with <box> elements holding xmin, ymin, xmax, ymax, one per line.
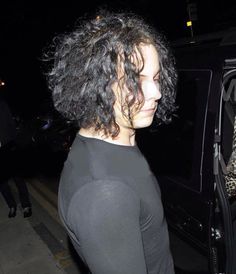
<box><xmin>133</xmin><ymin>117</ymin><xmax>154</xmax><ymax>129</ymax></box>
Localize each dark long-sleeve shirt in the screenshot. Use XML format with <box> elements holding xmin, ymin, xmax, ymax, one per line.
<box><xmin>58</xmin><ymin>134</ymin><xmax>175</xmax><ymax>274</ymax></box>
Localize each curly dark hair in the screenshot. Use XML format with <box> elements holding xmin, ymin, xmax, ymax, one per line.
<box><xmin>44</xmin><ymin>9</ymin><xmax>177</xmax><ymax>137</ymax></box>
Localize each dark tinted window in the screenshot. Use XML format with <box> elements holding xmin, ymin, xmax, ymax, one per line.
<box><xmin>137</xmin><ymin>70</ymin><xmax>212</xmax><ymax>192</ymax></box>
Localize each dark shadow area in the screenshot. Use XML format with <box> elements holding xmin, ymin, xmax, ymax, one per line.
<box><xmin>67</xmin><ymin>237</ymin><xmax>91</xmax><ymax>274</ymax></box>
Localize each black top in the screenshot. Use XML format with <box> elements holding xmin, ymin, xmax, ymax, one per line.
<box><xmin>58</xmin><ymin>134</ymin><xmax>175</xmax><ymax>274</ymax></box>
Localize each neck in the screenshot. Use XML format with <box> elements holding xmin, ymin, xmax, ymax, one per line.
<box><xmin>78</xmin><ymin>127</ymin><xmax>136</xmax><ymax>146</ymax></box>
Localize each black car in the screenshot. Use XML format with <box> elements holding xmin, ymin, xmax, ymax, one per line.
<box><xmin>137</xmin><ymin>29</ymin><xmax>236</xmax><ymax>274</ymax></box>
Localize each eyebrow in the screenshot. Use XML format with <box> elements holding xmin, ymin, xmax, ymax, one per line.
<box><xmin>139</xmin><ymin>70</ymin><xmax>160</xmax><ymax>78</ymax></box>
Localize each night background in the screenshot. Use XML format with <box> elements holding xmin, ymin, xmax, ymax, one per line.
<box><xmin>1</xmin><ymin>1</ymin><xmax>236</xmax><ymax>273</ymax></box>
<box><xmin>1</xmin><ymin>0</ymin><xmax>236</xmax><ymax>118</ymax></box>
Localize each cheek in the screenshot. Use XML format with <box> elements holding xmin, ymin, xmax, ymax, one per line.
<box><xmin>141</xmin><ymin>81</ymin><xmax>159</xmax><ymax>96</ymax></box>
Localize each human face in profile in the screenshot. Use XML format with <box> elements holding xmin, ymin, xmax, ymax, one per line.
<box><xmin>114</xmin><ymin>44</ymin><xmax>162</xmax><ymax>135</ymax></box>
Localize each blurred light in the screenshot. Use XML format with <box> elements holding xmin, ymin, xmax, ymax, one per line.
<box><xmin>187</xmin><ymin>21</ymin><xmax>192</xmax><ymax>27</ymax></box>
<box><xmin>0</xmin><ymin>80</ymin><xmax>5</xmax><ymax>87</ymax></box>
<box><xmin>96</xmin><ymin>15</ymin><xmax>101</xmax><ymax>20</ymax></box>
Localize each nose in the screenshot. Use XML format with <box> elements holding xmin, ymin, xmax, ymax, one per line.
<box><xmin>142</xmin><ymin>80</ymin><xmax>162</xmax><ymax>101</ymax></box>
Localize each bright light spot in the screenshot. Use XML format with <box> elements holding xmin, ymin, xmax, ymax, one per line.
<box><xmin>0</xmin><ymin>80</ymin><xmax>5</xmax><ymax>86</ymax></box>
<box><xmin>96</xmin><ymin>15</ymin><xmax>101</xmax><ymax>20</ymax></box>
<box><xmin>187</xmin><ymin>21</ymin><xmax>192</xmax><ymax>27</ymax></box>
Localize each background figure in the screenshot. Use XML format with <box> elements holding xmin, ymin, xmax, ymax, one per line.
<box><xmin>0</xmin><ymin>176</ymin><xmax>32</xmax><ymax>218</ymax></box>
<box><xmin>0</xmin><ymin>93</ymin><xmax>32</xmax><ymax>218</ymax></box>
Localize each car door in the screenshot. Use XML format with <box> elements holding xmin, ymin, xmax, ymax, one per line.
<box><xmin>214</xmin><ymin>58</ymin><xmax>236</xmax><ymax>274</ymax></box>
<box><xmin>136</xmin><ymin>67</ymin><xmax>220</xmax><ymax>273</ymax></box>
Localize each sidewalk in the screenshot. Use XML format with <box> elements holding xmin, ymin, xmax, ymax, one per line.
<box><xmin>0</xmin><ymin>184</ymin><xmax>67</xmax><ymax>274</ymax></box>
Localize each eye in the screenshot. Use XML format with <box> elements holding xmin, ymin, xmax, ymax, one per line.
<box><xmin>154</xmin><ymin>77</ymin><xmax>160</xmax><ymax>84</ymax></box>
<box><xmin>153</xmin><ymin>72</ymin><xmax>160</xmax><ymax>84</ymax></box>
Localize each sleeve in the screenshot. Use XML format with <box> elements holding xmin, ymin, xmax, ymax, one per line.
<box><xmin>67</xmin><ymin>180</ymin><xmax>147</xmax><ymax>274</ymax></box>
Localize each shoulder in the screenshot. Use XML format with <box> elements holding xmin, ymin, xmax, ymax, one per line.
<box><xmin>70</xmin><ymin>179</ymin><xmax>140</xmax><ymax>207</ymax></box>
<box><xmin>67</xmin><ymin>179</ymin><xmax>141</xmax><ymax>225</ymax></box>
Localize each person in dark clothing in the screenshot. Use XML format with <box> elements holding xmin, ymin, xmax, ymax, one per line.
<box><xmin>45</xmin><ymin>10</ymin><xmax>177</xmax><ymax>274</ymax></box>
<box><xmin>0</xmin><ymin>94</ymin><xmax>32</xmax><ymax>218</ymax></box>
<box><xmin>0</xmin><ymin>175</ymin><xmax>32</xmax><ymax>218</ymax></box>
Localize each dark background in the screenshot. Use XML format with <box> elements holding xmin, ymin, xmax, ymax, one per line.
<box><xmin>1</xmin><ymin>0</ymin><xmax>236</xmax><ymax>118</ymax></box>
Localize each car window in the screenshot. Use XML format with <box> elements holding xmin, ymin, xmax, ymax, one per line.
<box><xmin>138</xmin><ymin>70</ymin><xmax>212</xmax><ymax>192</ymax></box>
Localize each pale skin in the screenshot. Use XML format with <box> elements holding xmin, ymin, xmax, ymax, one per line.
<box><xmin>79</xmin><ymin>43</ymin><xmax>162</xmax><ymax>146</ymax></box>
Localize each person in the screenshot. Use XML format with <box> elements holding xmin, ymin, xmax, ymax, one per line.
<box><xmin>45</xmin><ymin>9</ymin><xmax>177</xmax><ymax>274</ymax></box>
<box><xmin>0</xmin><ymin>93</ymin><xmax>32</xmax><ymax>218</ymax></box>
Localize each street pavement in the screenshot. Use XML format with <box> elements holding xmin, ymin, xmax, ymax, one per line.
<box><xmin>0</xmin><ymin>178</ymin><xmax>85</xmax><ymax>274</ymax></box>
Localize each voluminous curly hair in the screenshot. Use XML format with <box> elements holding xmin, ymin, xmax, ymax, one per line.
<box><xmin>44</xmin><ymin>9</ymin><xmax>177</xmax><ymax>137</ymax></box>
